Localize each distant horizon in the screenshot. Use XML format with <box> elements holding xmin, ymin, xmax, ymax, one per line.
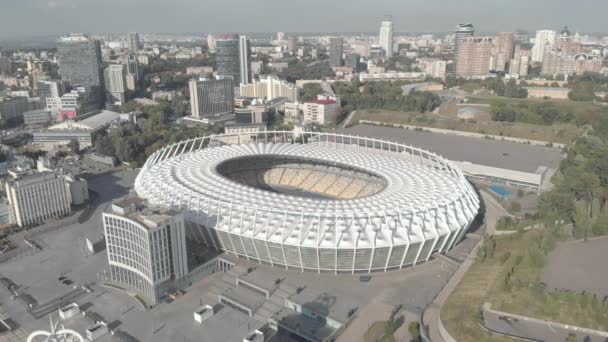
<box><xmin>2</xmin><ymin>28</ymin><xmax>608</xmax><ymax>50</ymax></box>
<box><xmin>2</xmin><ymin>0</ymin><xmax>607</xmax><ymax>40</ymax></box>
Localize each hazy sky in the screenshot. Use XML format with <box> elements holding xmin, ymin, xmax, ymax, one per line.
<box><xmin>1</xmin><ymin>0</ymin><xmax>607</xmax><ymax>37</ymax></box>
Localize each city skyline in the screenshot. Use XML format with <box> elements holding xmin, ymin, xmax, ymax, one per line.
<box><xmin>1</xmin><ymin>0</ymin><xmax>608</xmax><ymax>38</ymax></box>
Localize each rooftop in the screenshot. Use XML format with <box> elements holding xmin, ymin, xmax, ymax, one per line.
<box><xmin>110</xmin><ymin>195</ymin><xmax>179</xmax><ymax>230</ymax></box>
<box><xmin>306</xmin><ymin>99</ymin><xmax>336</xmax><ymax>105</ymax></box>
<box><xmin>48</xmin><ymin>110</ymin><xmax>120</xmax><ymax>131</ymax></box>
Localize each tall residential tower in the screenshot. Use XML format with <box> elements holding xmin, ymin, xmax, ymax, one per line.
<box><xmin>532</xmin><ymin>30</ymin><xmax>556</xmax><ymax>62</ymax></box>
<box><xmin>238</xmin><ymin>35</ymin><xmax>251</xmax><ymax>85</ymax></box>
<box><xmin>57</xmin><ymin>33</ymin><xmax>104</xmax><ymax>109</ymax></box>
<box><xmin>379</xmin><ymin>16</ymin><xmax>394</xmax><ymax>59</ymax></box>
<box><xmin>329</xmin><ymin>37</ymin><xmax>343</xmax><ymax>68</ymax></box>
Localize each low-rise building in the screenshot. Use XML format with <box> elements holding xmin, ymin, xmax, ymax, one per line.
<box><xmin>234</xmin><ymin>104</ymin><xmax>268</xmax><ymax>125</ymax></box>
<box><xmin>223</xmin><ymin>123</ymin><xmax>265</xmax><ymax>144</ymax></box>
<box><xmin>5</xmin><ymin>169</ymin><xmax>72</xmax><ymax>227</ymax></box>
<box><xmin>239</xmin><ymin>76</ymin><xmax>298</xmax><ymax>102</ymax></box>
<box><xmin>525</xmin><ymin>87</ymin><xmax>570</xmax><ymax>99</ymax></box>
<box><xmin>151</xmin><ymin>90</ymin><xmax>176</xmax><ymax>102</ymax></box>
<box><xmin>23</xmin><ymin>109</ymin><xmax>53</xmax><ymax>127</ymax></box>
<box><xmin>303</xmin><ymin>98</ymin><xmax>339</xmax><ymax>125</ymax></box>
<box><xmin>186</xmin><ymin>66</ymin><xmax>214</xmax><ymax>75</ymax></box>
<box><xmin>32</xmin><ymin>110</ymin><xmax>120</xmax><ymax>150</ymax></box>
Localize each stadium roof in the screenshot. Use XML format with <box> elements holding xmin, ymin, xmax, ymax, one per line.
<box><xmin>135</xmin><ymin>132</ymin><xmax>479</xmax><ymax>250</ymax></box>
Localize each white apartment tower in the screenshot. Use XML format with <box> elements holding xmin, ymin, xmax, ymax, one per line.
<box><xmin>379</xmin><ymin>17</ymin><xmax>394</xmax><ymax>59</ymax></box>
<box><xmin>532</xmin><ymin>30</ymin><xmax>556</xmax><ymax>63</ymax></box>
<box><xmin>239</xmin><ymin>35</ymin><xmax>251</xmax><ymax>85</ymax></box>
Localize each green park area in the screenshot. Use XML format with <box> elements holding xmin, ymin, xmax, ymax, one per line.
<box><xmin>442</xmin><ymin>103</ymin><xmax>608</xmax><ymax>340</ymax></box>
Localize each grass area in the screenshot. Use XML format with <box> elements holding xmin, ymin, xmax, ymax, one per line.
<box><xmin>104</xmin><ymin>282</ymin><xmax>125</xmax><ymax>290</ymax></box>
<box><xmin>467</xmin><ymin>96</ymin><xmax>596</xmax><ymax>109</ymax></box>
<box><xmin>134</xmin><ymin>294</ymin><xmax>150</xmax><ymax>310</ymax></box>
<box><xmin>351</xmin><ymin>109</ymin><xmax>581</xmax><ymax>144</ymax></box>
<box><xmin>442</xmin><ymin>229</ymin><xmax>608</xmax><ymax>341</ymax></box>
<box><xmin>364</xmin><ymin>321</ymin><xmax>396</xmax><ymax>342</ymax></box>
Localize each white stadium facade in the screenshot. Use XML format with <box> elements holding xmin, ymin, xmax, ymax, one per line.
<box><xmin>134</xmin><ymin>131</ymin><xmax>480</xmax><ymax>274</ymax></box>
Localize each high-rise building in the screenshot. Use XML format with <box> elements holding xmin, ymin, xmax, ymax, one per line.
<box><xmin>215</xmin><ymin>34</ymin><xmax>240</xmax><ymax>87</ymax></box>
<box><xmin>104</xmin><ymin>64</ymin><xmax>127</xmax><ymax>105</ymax></box>
<box><xmin>455</xmin><ymin>37</ymin><xmax>494</xmax><ymax>77</ymax></box>
<box><xmin>379</xmin><ymin>16</ymin><xmax>394</xmax><ymax>59</ymax></box>
<box><xmin>288</xmin><ymin>36</ymin><xmax>297</xmax><ymax>52</ymax></box>
<box><xmin>127</xmin><ymin>32</ymin><xmax>140</xmax><ymax>51</ymax></box>
<box><xmin>238</xmin><ymin>35</ymin><xmax>251</xmax><ymax>85</ymax></box>
<box><xmin>103</xmin><ymin>196</ymin><xmax>188</xmax><ymax>306</ymax></box>
<box><xmin>509</xmin><ymin>45</ymin><xmax>532</xmax><ymax>77</ymax></box>
<box><xmin>542</xmin><ymin>49</ymin><xmax>603</xmax><ymax>76</ymax></box>
<box><xmin>418</xmin><ymin>58</ymin><xmax>448</xmax><ymax>79</ymax></box>
<box><xmin>189</xmin><ymin>77</ymin><xmax>234</xmax><ymax>119</ymax></box>
<box><xmin>0</xmin><ymin>57</ymin><xmax>12</xmax><ymax>75</ymax></box>
<box><xmin>57</xmin><ymin>33</ymin><xmax>104</xmax><ymax>109</ymax></box>
<box><xmin>514</xmin><ymin>30</ymin><xmax>530</xmax><ymax>43</ymax></box>
<box><xmin>207</xmin><ymin>34</ymin><xmax>216</xmax><ymax>52</ymax></box>
<box><xmin>37</xmin><ymin>80</ymin><xmax>63</xmax><ymax>106</ymax></box>
<box><xmin>125</xmin><ymin>53</ymin><xmax>140</xmax><ymax>91</ymax></box>
<box><xmin>329</xmin><ymin>37</ymin><xmax>344</xmax><ymax>68</ymax></box>
<box><xmin>277</xmin><ymin>32</ymin><xmax>285</xmax><ymax>41</ymax></box>
<box><xmin>454</xmin><ymin>24</ymin><xmax>475</xmax><ymax>68</ymax></box>
<box><xmin>532</xmin><ymin>30</ymin><xmax>556</xmax><ymax>62</ymax></box>
<box><xmin>345</xmin><ymin>53</ymin><xmax>361</xmax><ymax>72</ymax></box>
<box><xmin>496</xmin><ymin>32</ymin><xmax>515</xmax><ymax>72</ymax></box>
<box><xmin>0</xmin><ymin>96</ymin><xmax>29</xmax><ymax>126</ymax></box>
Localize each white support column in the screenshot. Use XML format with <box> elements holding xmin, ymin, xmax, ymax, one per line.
<box><xmin>298</xmin><ymin>214</ymin><xmax>305</xmax><ymax>272</ymax></box>
<box><xmin>412</xmin><ymin>233</ymin><xmax>426</xmax><ymax>267</ymax></box>
<box><xmin>384</xmin><ymin>213</ymin><xmax>394</xmax><ymax>272</ymax></box>
<box><xmin>249</xmin><ymin>208</ymin><xmax>262</xmax><ymax>262</ymax></box>
<box><xmin>280</xmin><ymin>211</ymin><xmax>288</xmax><ymax>268</ymax></box>
<box><xmin>352</xmin><ymin>230</ymin><xmax>361</xmax><ymax>274</ymax></box>
<box><xmin>368</xmin><ymin>228</ymin><xmax>377</xmax><ymax>273</ymax></box>
<box><xmin>263</xmin><ymin>210</ymin><xmax>274</xmax><ymax>267</ymax></box>
<box><xmin>399</xmin><ymin>212</ymin><xmax>412</xmax><ymax>269</ymax></box>
<box><xmin>424</xmin><ymin>208</ymin><xmax>440</xmax><ymax>263</ymax></box>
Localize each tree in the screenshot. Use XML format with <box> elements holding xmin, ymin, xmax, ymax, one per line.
<box><xmin>510</xmin><ymin>201</ymin><xmax>522</xmax><ymax>212</ymax></box>
<box><xmin>568</xmin><ymin>82</ymin><xmax>595</xmax><ymax>101</ymax></box>
<box><xmin>301</xmin><ymin>83</ymin><xmax>323</xmax><ymax>101</ymax></box>
<box><xmin>68</xmin><ymin>139</ymin><xmax>79</xmax><ymax>153</ymax></box>
<box><xmin>408</xmin><ymin>322</ymin><xmax>422</xmax><ymax>342</ymax></box>
<box><xmin>503</xmin><ymin>79</ymin><xmax>528</xmax><ymax>98</ymax></box>
<box><xmin>384</xmin><ymin>318</ymin><xmax>398</xmax><ymax>337</ymax></box>
<box><xmin>94</xmin><ymin>135</ymin><xmax>115</xmax><ymax>156</ymax></box>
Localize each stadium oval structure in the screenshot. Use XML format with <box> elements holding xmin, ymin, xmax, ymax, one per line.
<box><xmin>135</xmin><ymin>131</ymin><xmax>480</xmax><ymax>273</ymax></box>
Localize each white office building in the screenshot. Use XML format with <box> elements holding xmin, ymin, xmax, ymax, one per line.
<box><xmin>104</xmin><ymin>64</ymin><xmax>127</xmax><ymax>105</ymax></box>
<box><xmin>5</xmin><ymin>170</ymin><xmax>72</xmax><ymax>227</ymax></box>
<box><xmin>103</xmin><ymin>196</ymin><xmax>188</xmax><ymax>306</ymax></box>
<box><xmin>239</xmin><ymin>76</ymin><xmax>298</xmax><ymax>102</ymax></box>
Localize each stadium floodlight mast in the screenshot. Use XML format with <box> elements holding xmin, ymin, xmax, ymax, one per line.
<box><xmin>27</xmin><ymin>314</ymin><xmax>84</xmax><ymax>342</ymax></box>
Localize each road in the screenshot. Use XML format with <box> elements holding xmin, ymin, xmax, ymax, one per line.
<box><xmin>422</xmin><ymin>190</ymin><xmax>509</xmax><ymax>342</ymax></box>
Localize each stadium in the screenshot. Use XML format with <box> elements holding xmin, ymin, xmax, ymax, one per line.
<box><xmin>134</xmin><ymin>131</ymin><xmax>480</xmax><ymax>273</ymax></box>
